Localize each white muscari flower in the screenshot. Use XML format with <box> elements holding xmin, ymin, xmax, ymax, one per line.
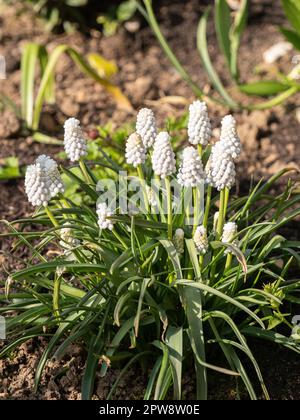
<box><xmin>173</xmin><ymin>228</ymin><xmax>184</xmax><ymax>254</ymax></box>
<box><xmin>64</xmin><ymin>118</ymin><xmax>87</xmax><ymax>162</ymax></box>
<box><xmin>152</xmin><ymin>132</ymin><xmax>176</xmax><ymax>179</ymax></box>
<box><xmin>222</xmin><ymin>222</ymin><xmax>239</xmax><ymax>247</ymax></box>
<box><xmin>146</xmin><ymin>185</ymin><xmax>158</xmax><ymax>207</ymax></box>
<box><xmin>193</xmin><ymin>225</ymin><xmax>208</xmax><ymax>255</ymax></box>
<box><xmin>136</xmin><ymin>108</ymin><xmax>157</xmax><ymax>149</ymax></box>
<box><xmin>219</xmin><ymin>115</ymin><xmax>241</xmax><ymax>160</ymax></box>
<box><xmin>125</xmin><ymin>132</ymin><xmax>146</xmax><ymax>167</ymax></box>
<box><xmin>59</xmin><ymin>223</ymin><xmax>80</xmax><ymax>251</ymax></box>
<box><xmin>188</xmin><ymin>100</ymin><xmax>212</xmax><ymax>146</ymax></box>
<box><xmin>36</xmin><ymin>155</ymin><xmax>64</xmax><ymax>198</ymax></box>
<box><xmin>205</xmin><ymin>142</ymin><xmax>236</xmax><ymax>191</ymax></box>
<box><xmin>96</xmin><ymin>202</ymin><xmax>115</xmax><ymax>231</ymax></box>
<box><xmin>25</xmin><ymin>155</ymin><xmax>64</xmax><ymax>207</ymax></box>
<box><xmin>177</xmin><ymin>146</ymin><xmax>204</xmax><ymax>187</ymax></box>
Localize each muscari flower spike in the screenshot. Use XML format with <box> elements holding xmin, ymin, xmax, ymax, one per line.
<box><xmin>188</xmin><ymin>100</ymin><xmax>212</xmax><ymax>146</ymax></box>
<box><xmin>177</xmin><ymin>146</ymin><xmax>204</xmax><ymax>188</ymax></box>
<box><xmin>193</xmin><ymin>225</ymin><xmax>208</xmax><ymax>255</ymax></box>
<box><xmin>59</xmin><ymin>223</ymin><xmax>80</xmax><ymax>251</ymax></box>
<box><xmin>25</xmin><ymin>155</ymin><xmax>64</xmax><ymax>207</ymax></box>
<box><xmin>173</xmin><ymin>228</ymin><xmax>185</xmax><ymax>254</ymax></box>
<box><xmin>96</xmin><ymin>202</ymin><xmax>115</xmax><ymax>231</ymax></box>
<box><xmin>221</xmin><ymin>222</ymin><xmax>238</xmax><ymax>245</ymax></box>
<box><xmin>64</xmin><ymin>118</ymin><xmax>87</xmax><ymax>162</ymax></box>
<box><xmin>125</xmin><ymin>132</ymin><xmax>146</xmax><ymax>167</ymax></box>
<box><xmin>146</xmin><ymin>185</ymin><xmax>158</xmax><ymax>207</ymax></box>
<box><xmin>219</xmin><ymin>115</ymin><xmax>241</xmax><ymax>161</ymax></box>
<box><xmin>136</xmin><ymin>108</ymin><xmax>157</xmax><ymax>149</ymax></box>
<box><xmin>205</xmin><ymin>142</ymin><xmax>236</xmax><ymax>191</ymax></box>
<box><xmin>152</xmin><ymin>132</ymin><xmax>176</xmax><ymax>179</ymax></box>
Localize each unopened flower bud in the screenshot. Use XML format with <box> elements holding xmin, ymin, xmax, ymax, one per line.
<box><xmin>188</xmin><ymin>100</ymin><xmax>212</xmax><ymax>146</ymax></box>
<box><xmin>125</xmin><ymin>132</ymin><xmax>146</xmax><ymax>167</ymax></box>
<box><xmin>173</xmin><ymin>228</ymin><xmax>185</xmax><ymax>254</ymax></box>
<box><xmin>64</xmin><ymin>118</ymin><xmax>87</xmax><ymax>162</ymax></box>
<box><xmin>152</xmin><ymin>132</ymin><xmax>176</xmax><ymax>179</ymax></box>
<box><xmin>193</xmin><ymin>225</ymin><xmax>208</xmax><ymax>255</ymax></box>
<box><xmin>136</xmin><ymin>108</ymin><xmax>157</xmax><ymax>149</ymax></box>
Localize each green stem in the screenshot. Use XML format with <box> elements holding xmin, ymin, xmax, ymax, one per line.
<box><xmin>224</xmin><ymin>187</ymin><xmax>230</xmax><ymax>221</ymax></box>
<box><xmin>203</xmin><ymin>185</ymin><xmax>212</xmax><ymax>229</ymax></box>
<box><xmin>216</xmin><ymin>189</ymin><xmax>226</xmax><ymax>239</ymax></box>
<box><xmin>197</xmin><ymin>144</ymin><xmax>203</xmax><ymax>158</ymax></box>
<box><xmin>45</xmin><ymin>206</ymin><xmax>59</xmax><ymax>227</ymax></box>
<box><xmin>53</xmin><ymin>273</ymin><xmax>61</xmax><ymax>320</ymax></box>
<box><xmin>112</xmin><ymin>229</ymin><xmax>127</xmax><ymax>248</ymax></box>
<box><xmin>79</xmin><ymin>158</ymin><xmax>92</xmax><ymax>184</ymax></box>
<box><xmin>225</xmin><ymin>253</ymin><xmax>233</xmax><ymax>272</ymax></box>
<box><xmin>137</xmin><ymin>164</ymin><xmax>150</xmax><ymax>214</ymax></box>
<box><xmin>165</xmin><ymin>177</ymin><xmax>173</xmax><ymax>240</ymax></box>
<box><xmin>193</xmin><ymin>187</ymin><xmax>200</xmax><ymax>234</ymax></box>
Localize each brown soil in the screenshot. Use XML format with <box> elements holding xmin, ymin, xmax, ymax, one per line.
<box><xmin>0</xmin><ymin>0</ymin><xmax>300</xmax><ymax>400</ymax></box>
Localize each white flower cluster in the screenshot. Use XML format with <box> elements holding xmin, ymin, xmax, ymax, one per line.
<box><xmin>188</xmin><ymin>100</ymin><xmax>212</xmax><ymax>146</ymax></box>
<box><xmin>219</xmin><ymin>115</ymin><xmax>241</xmax><ymax>160</ymax></box>
<box><xmin>59</xmin><ymin>223</ymin><xmax>80</xmax><ymax>251</ymax></box>
<box><xmin>25</xmin><ymin>155</ymin><xmax>64</xmax><ymax>207</ymax></box>
<box><xmin>177</xmin><ymin>146</ymin><xmax>204</xmax><ymax>187</ymax></box>
<box><xmin>152</xmin><ymin>132</ymin><xmax>176</xmax><ymax>179</ymax></box>
<box><xmin>206</xmin><ymin>142</ymin><xmax>236</xmax><ymax>191</ymax></box>
<box><xmin>222</xmin><ymin>222</ymin><xmax>238</xmax><ymax>245</ymax></box>
<box><xmin>64</xmin><ymin>118</ymin><xmax>87</xmax><ymax>162</ymax></box>
<box><xmin>96</xmin><ymin>202</ymin><xmax>115</xmax><ymax>231</ymax></box>
<box><xmin>146</xmin><ymin>185</ymin><xmax>158</xmax><ymax>207</ymax></box>
<box><xmin>193</xmin><ymin>225</ymin><xmax>208</xmax><ymax>255</ymax></box>
<box><xmin>136</xmin><ymin>108</ymin><xmax>157</xmax><ymax>149</ymax></box>
<box><xmin>173</xmin><ymin>228</ymin><xmax>185</xmax><ymax>254</ymax></box>
<box><xmin>125</xmin><ymin>133</ymin><xmax>146</xmax><ymax>167</ymax></box>
<box><xmin>206</xmin><ymin>115</ymin><xmax>241</xmax><ymax>191</ymax></box>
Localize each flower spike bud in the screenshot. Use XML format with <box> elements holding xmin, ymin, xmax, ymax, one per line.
<box><xmin>205</xmin><ymin>142</ymin><xmax>236</xmax><ymax>191</ymax></box>
<box><xmin>64</xmin><ymin>118</ymin><xmax>87</xmax><ymax>162</ymax></box>
<box><xmin>173</xmin><ymin>228</ymin><xmax>185</xmax><ymax>254</ymax></box>
<box><xmin>25</xmin><ymin>155</ymin><xmax>64</xmax><ymax>207</ymax></box>
<box><xmin>59</xmin><ymin>223</ymin><xmax>80</xmax><ymax>251</ymax></box>
<box><xmin>125</xmin><ymin>132</ymin><xmax>146</xmax><ymax>167</ymax></box>
<box><xmin>36</xmin><ymin>155</ymin><xmax>64</xmax><ymax>197</ymax></box>
<box><xmin>96</xmin><ymin>202</ymin><xmax>115</xmax><ymax>231</ymax></box>
<box><xmin>193</xmin><ymin>225</ymin><xmax>208</xmax><ymax>255</ymax></box>
<box><xmin>222</xmin><ymin>222</ymin><xmax>238</xmax><ymax>245</ymax></box>
<box><xmin>146</xmin><ymin>185</ymin><xmax>158</xmax><ymax>207</ymax></box>
<box><xmin>188</xmin><ymin>100</ymin><xmax>212</xmax><ymax>146</ymax></box>
<box><xmin>136</xmin><ymin>108</ymin><xmax>157</xmax><ymax>149</ymax></box>
<box><xmin>220</xmin><ymin>115</ymin><xmax>241</xmax><ymax>160</ymax></box>
<box><xmin>177</xmin><ymin>146</ymin><xmax>204</xmax><ymax>187</ymax></box>
<box><xmin>152</xmin><ymin>132</ymin><xmax>176</xmax><ymax>179</ymax></box>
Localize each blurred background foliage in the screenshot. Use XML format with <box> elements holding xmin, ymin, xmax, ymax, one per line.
<box><xmin>3</xmin><ymin>0</ymin><xmax>139</xmax><ymax>33</ymax></box>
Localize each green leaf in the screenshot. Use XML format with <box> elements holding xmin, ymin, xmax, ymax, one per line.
<box><xmin>230</xmin><ymin>0</ymin><xmax>248</xmax><ymax>80</ymax></box>
<box><xmin>280</xmin><ymin>27</ymin><xmax>300</xmax><ymax>50</ymax></box>
<box><xmin>281</xmin><ymin>0</ymin><xmax>300</xmax><ymax>35</ymax></box>
<box><xmin>166</xmin><ymin>326</ymin><xmax>183</xmax><ymax>400</ymax></box>
<box><xmin>215</xmin><ymin>0</ymin><xmax>232</xmax><ymax>67</ymax></box>
<box><xmin>0</xmin><ymin>157</ymin><xmax>20</xmax><ymax>180</ymax></box>
<box><xmin>197</xmin><ymin>8</ymin><xmax>238</xmax><ymax>108</ymax></box>
<box><xmin>177</xmin><ymin>280</ymin><xmax>265</xmax><ymax>329</ymax></box>
<box><xmin>181</xmin><ymin>286</ymin><xmax>207</xmax><ymax>400</ymax></box>
<box><xmin>21</xmin><ymin>43</ymin><xmax>40</xmax><ymax>126</ymax></box>
<box><xmin>239</xmin><ymin>80</ymin><xmax>290</xmax><ymax>97</ymax></box>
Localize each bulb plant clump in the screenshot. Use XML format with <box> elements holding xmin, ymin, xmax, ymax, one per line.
<box><xmin>1</xmin><ymin>100</ymin><xmax>300</xmax><ymax>401</ymax></box>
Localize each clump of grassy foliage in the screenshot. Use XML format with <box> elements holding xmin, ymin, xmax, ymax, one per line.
<box><xmin>0</xmin><ymin>105</ymin><xmax>300</xmax><ymax>401</ymax></box>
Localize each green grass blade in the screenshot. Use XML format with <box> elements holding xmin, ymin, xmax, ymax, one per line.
<box><xmin>197</xmin><ymin>8</ymin><xmax>238</xmax><ymax>108</ymax></box>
